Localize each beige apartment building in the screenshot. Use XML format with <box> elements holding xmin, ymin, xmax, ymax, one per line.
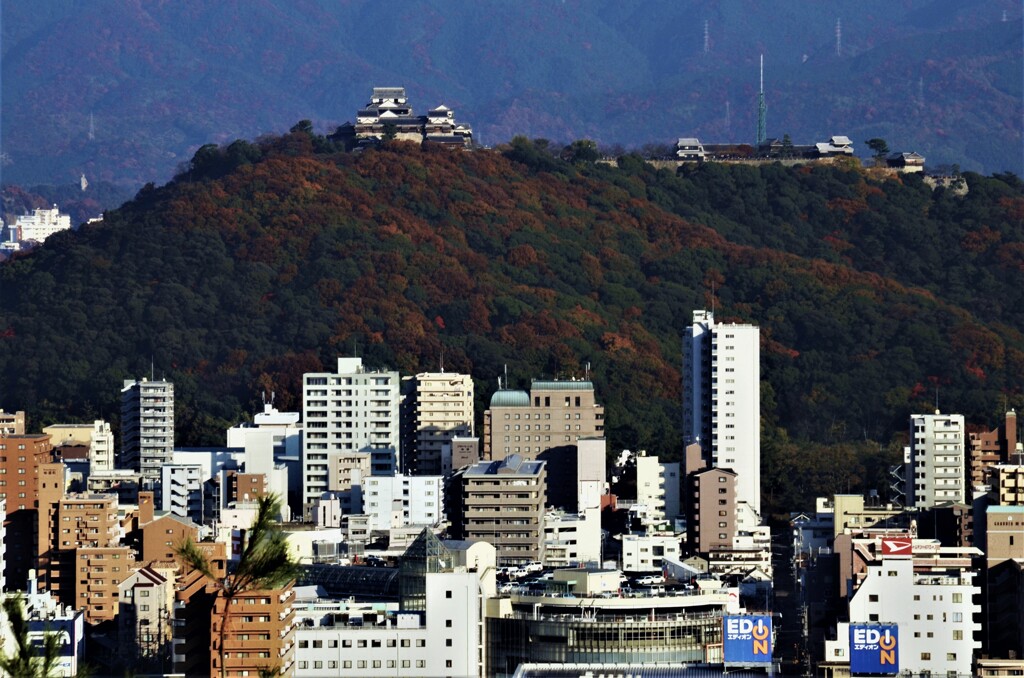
<box><xmin>482</xmin><ymin>380</ymin><xmax>604</xmax><ymax>460</ymax></box>
<box><xmin>687</xmin><ymin>467</ymin><xmax>737</xmax><ymax>554</ymax></box>
<box><xmin>988</xmin><ymin>464</ymin><xmax>1024</xmax><ymax>505</ymax></box>
<box><xmin>211</xmin><ymin>584</ymin><xmax>297</xmax><ymax>677</ymax></box>
<box><xmin>402</xmin><ymin>371</ymin><xmax>474</xmax><ymax>476</ymax></box>
<box><xmin>447</xmin><ymin>454</ymin><xmax>547</xmax><ymax>565</ymax></box>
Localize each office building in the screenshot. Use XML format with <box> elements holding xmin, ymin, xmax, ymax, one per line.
<box><xmin>682</xmin><ymin>310</ymin><xmax>761</xmax><ymax>515</ymax></box>
<box><xmin>120</xmin><ymin>378</ymin><xmax>174</xmax><ymax>481</ymax></box>
<box><xmin>904</xmin><ymin>411</ymin><xmax>967</xmax><ymax>509</ymax></box>
<box><xmin>301</xmin><ymin>357</ymin><xmax>400</xmax><ymax>513</ymax></box>
<box><xmin>361</xmin><ymin>474</ymin><xmax>444</xmax><ymax>531</ymax></box>
<box><xmin>482</xmin><ymin>379</ymin><xmax>605</xmax><ymax>461</ymax></box>
<box><xmin>402</xmin><ymin>371</ymin><xmax>474</xmax><ymax>476</ymax></box>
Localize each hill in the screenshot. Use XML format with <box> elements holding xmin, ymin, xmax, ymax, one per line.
<box><xmin>1</xmin><ymin>132</ymin><xmax>1022</xmax><ymax>514</ymax></box>
<box><xmin>1</xmin><ymin>0</ymin><xmax>1020</xmax><ymax>188</ymax></box>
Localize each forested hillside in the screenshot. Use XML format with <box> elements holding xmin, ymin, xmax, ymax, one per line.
<box><xmin>1</xmin><ymin>130</ymin><xmax>1022</xmax><ymax>514</ymax></box>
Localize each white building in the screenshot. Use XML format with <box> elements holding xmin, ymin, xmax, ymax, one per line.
<box><xmin>160</xmin><ymin>463</ymin><xmax>205</xmax><ymax>523</ymax></box>
<box><xmin>682</xmin><ymin>310</ymin><xmax>761</xmax><ymax>516</ymax></box>
<box><xmin>577</xmin><ymin>437</ymin><xmax>607</xmax><ymax>512</ymax></box>
<box><xmin>621</xmin><ymin>533</ymin><xmax>681</xmax><ymax>573</ymax></box>
<box><xmin>823</xmin><ymin>538</ymin><xmax>982</xmax><ymax>677</ymax></box>
<box><xmin>361</xmin><ymin>474</ymin><xmax>444</xmax><ymax>531</ymax></box>
<box><xmin>14</xmin><ymin>205</ymin><xmax>71</xmax><ymax>243</ymax></box>
<box><xmin>43</xmin><ymin>421</ymin><xmax>115</xmax><ymax>473</ymax></box>
<box><xmin>120</xmin><ymin>378</ymin><xmax>174</xmax><ymax>481</ymax></box>
<box><xmin>543</xmin><ymin>507</ymin><xmax>602</xmax><ymax>567</ymax></box>
<box><xmin>636</xmin><ymin>452</ymin><xmax>680</xmax><ymax>525</ymax></box>
<box><xmin>301</xmin><ymin>358</ymin><xmax>401</xmax><ymax>513</ymax></box>
<box><xmin>226</xmin><ymin>403</ymin><xmax>302</xmax><ymax>511</ymax></box>
<box><xmin>904</xmin><ymin>411</ymin><xmax>967</xmax><ymax>508</ymax></box>
<box><xmin>402</xmin><ymin>371</ymin><xmax>474</xmax><ymax>476</ymax></box>
<box><xmin>0</xmin><ymin>572</ymin><xmax>85</xmax><ymax>677</ymax></box>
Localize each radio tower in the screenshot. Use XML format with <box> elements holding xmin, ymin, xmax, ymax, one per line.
<box><xmin>756</xmin><ymin>55</ymin><xmax>766</xmax><ymax>145</ymax></box>
<box><xmin>835</xmin><ymin>18</ymin><xmax>842</xmax><ymax>57</ymax></box>
<box><xmin>703</xmin><ymin>20</ymin><xmax>710</xmax><ymax>54</ymax></box>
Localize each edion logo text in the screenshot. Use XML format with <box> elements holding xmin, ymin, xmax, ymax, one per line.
<box><xmin>725</xmin><ymin>617</ymin><xmax>771</xmax><ymax>656</ymax></box>
<box><xmin>850</xmin><ymin>624</ymin><xmax>899</xmax><ymax>675</ymax></box>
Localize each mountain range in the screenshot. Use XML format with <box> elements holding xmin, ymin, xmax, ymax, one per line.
<box><xmin>2</xmin><ymin>0</ymin><xmax>1021</xmax><ymax>190</ymax></box>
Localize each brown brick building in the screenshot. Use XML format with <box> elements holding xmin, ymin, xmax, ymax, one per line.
<box><xmin>0</xmin><ymin>434</ymin><xmax>55</xmax><ymax>588</ymax></box>
<box><xmin>687</xmin><ymin>467</ymin><xmax>738</xmax><ymax>555</ymax></box>
<box><xmin>210</xmin><ymin>585</ymin><xmax>296</xmax><ymax>677</ymax></box>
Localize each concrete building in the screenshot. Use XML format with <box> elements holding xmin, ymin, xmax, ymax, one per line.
<box><xmin>43</xmin><ymin>421</ymin><xmax>115</xmax><ymax>474</ymax></box>
<box><xmin>636</xmin><ymin>451</ymin><xmax>680</xmax><ymax>526</ymax></box>
<box><xmin>0</xmin><ymin>409</ymin><xmax>26</xmax><ymax>435</ymax></box>
<box><xmin>987</xmin><ymin>463</ymin><xmax>1024</xmax><ymax>506</ymax></box>
<box><xmin>904</xmin><ymin>411</ymin><xmax>967</xmax><ymax>508</ymax></box>
<box><xmin>361</xmin><ymin>474</ymin><xmax>444</xmax><ymax>531</ymax></box>
<box><xmin>687</xmin><ymin>467</ymin><xmax>738</xmax><ymax>555</ymax></box>
<box><xmin>118</xmin><ymin>565</ymin><xmax>173</xmax><ymax>670</ymax></box>
<box><xmin>448</xmin><ymin>454</ymin><xmax>547</xmax><ymax>565</ymax></box>
<box><xmin>402</xmin><ymin>371</ymin><xmax>474</xmax><ymax>476</ymax></box>
<box><xmin>682</xmin><ymin>310</ymin><xmax>761</xmax><ymax>516</ymax></box>
<box><xmin>542</xmin><ymin>507</ymin><xmax>602</xmax><ymax>567</ymax></box>
<box><xmin>210</xmin><ymin>584</ymin><xmax>296</xmax><ymax>678</ymax></box>
<box><xmin>134</xmin><ymin>491</ymin><xmax>201</xmax><ymax>567</ymax></box>
<box><xmin>0</xmin><ymin>433</ymin><xmax>55</xmax><ymax>588</ymax></box>
<box><xmin>451</xmin><ymin>436</ymin><xmax>481</xmax><ymax>473</ymax></box>
<box><xmin>621</xmin><ymin>533</ymin><xmax>682</xmax><ymax>573</ymax></box>
<box><xmin>120</xmin><ymin>378</ymin><xmax>174</xmax><ymax>482</ymax></box>
<box><xmin>822</xmin><ymin>537</ymin><xmax>982</xmax><ymax>677</ymax></box>
<box><xmin>301</xmin><ymin>357</ymin><xmax>401</xmax><ymax>514</ymax></box>
<box><xmin>576</xmin><ymin>437</ymin><xmax>607</xmax><ymax>511</ymax></box>
<box><xmin>483</xmin><ymin>380</ymin><xmax>605</xmax><ymax>462</ymax></box>
<box><xmin>0</xmin><ymin>572</ymin><xmax>85</xmax><ymax>677</ymax></box>
<box><xmin>969</xmin><ymin>410</ymin><xmax>1019</xmax><ymax>489</ymax></box>
<box><xmin>13</xmin><ymin>205</ymin><xmax>71</xmax><ymax>243</ymax></box>
<box><xmin>160</xmin><ymin>463</ymin><xmax>205</xmax><ymax>523</ymax></box>
<box><xmin>226</xmin><ymin>403</ymin><xmax>302</xmax><ymax>514</ymax></box>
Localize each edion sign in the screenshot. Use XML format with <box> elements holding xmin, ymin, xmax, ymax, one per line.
<box><xmin>723</xmin><ymin>615</ymin><xmax>772</xmax><ymax>664</ymax></box>
<box><xmin>850</xmin><ymin>624</ymin><xmax>899</xmax><ymax>675</ymax></box>
<box><xmin>880</xmin><ymin>538</ymin><xmax>912</xmax><ymax>557</ymax></box>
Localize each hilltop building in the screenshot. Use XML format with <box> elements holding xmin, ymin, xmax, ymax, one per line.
<box><xmin>333</xmin><ymin>87</ymin><xmax>473</xmax><ymax>148</ymax></box>
<box><xmin>13</xmin><ymin>205</ymin><xmax>71</xmax><ymax>243</ymax></box>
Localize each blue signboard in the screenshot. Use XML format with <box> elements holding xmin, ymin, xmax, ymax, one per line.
<box><xmin>850</xmin><ymin>624</ymin><xmax>899</xmax><ymax>675</ymax></box>
<box><xmin>723</xmin><ymin>615</ymin><xmax>773</xmax><ymax>664</ymax></box>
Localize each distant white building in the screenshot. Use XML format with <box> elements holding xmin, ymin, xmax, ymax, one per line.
<box><xmin>676</xmin><ymin>137</ymin><xmax>706</xmax><ymax>161</ymax></box>
<box><xmin>543</xmin><ymin>507</ymin><xmax>602</xmax><ymax>567</ymax></box>
<box><xmin>14</xmin><ymin>205</ymin><xmax>71</xmax><ymax>243</ymax></box>
<box><xmin>904</xmin><ymin>411</ymin><xmax>967</xmax><ymax>508</ymax></box>
<box><xmin>120</xmin><ymin>378</ymin><xmax>174</xmax><ymax>481</ymax></box>
<box><xmin>636</xmin><ymin>452</ymin><xmax>680</xmax><ymax>526</ymax></box>
<box><xmin>0</xmin><ymin>572</ymin><xmax>85</xmax><ymax>677</ymax></box>
<box><xmin>815</xmin><ymin>135</ymin><xmax>854</xmax><ymax>156</ymax></box>
<box><xmin>160</xmin><ymin>463</ymin><xmax>205</xmax><ymax>523</ymax></box>
<box><xmin>621</xmin><ymin>533</ymin><xmax>681</xmax><ymax>573</ymax></box>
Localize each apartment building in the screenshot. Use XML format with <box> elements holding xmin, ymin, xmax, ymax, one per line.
<box><xmin>447</xmin><ymin>454</ymin><xmax>547</xmax><ymax>565</ymax></box>
<box><xmin>13</xmin><ymin>205</ymin><xmax>71</xmax><ymax>242</ymax></box>
<box><xmin>969</xmin><ymin>410</ymin><xmax>1019</xmax><ymax>488</ymax></box>
<box><xmin>43</xmin><ymin>421</ymin><xmax>115</xmax><ymax>473</ymax></box>
<box><xmin>682</xmin><ymin>310</ymin><xmax>761</xmax><ymax>516</ymax></box>
<box><xmin>483</xmin><ymin>380</ymin><xmax>605</xmax><ymax>461</ymax></box>
<box><xmin>118</xmin><ymin>565</ymin><xmax>174</xmax><ymax>669</ymax></box>
<box><xmin>210</xmin><ymin>584</ymin><xmax>296</xmax><ymax>677</ymax></box>
<box><xmin>361</xmin><ymin>474</ymin><xmax>444</xmax><ymax>531</ymax></box>
<box><xmin>301</xmin><ymin>357</ymin><xmax>400</xmax><ymax>513</ymax></box>
<box><xmin>401</xmin><ymin>371</ymin><xmax>474</xmax><ymax>476</ymax></box>
<box><xmin>687</xmin><ymin>467</ymin><xmax>738</xmax><ymax>555</ymax></box>
<box><xmin>120</xmin><ymin>378</ymin><xmax>174</xmax><ymax>481</ymax></box>
<box><xmin>160</xmin><ymin>463</ymin><xmax>205</xmax><ymax>523</ymax></box>
<box><xmin>904</xmin><ymin>411</ymin><xmax>967</xmax><ymax>508</ymax></box>
<box><xmin>621</xmin><ymin>533</ymin><xmax>682</xmax><ymax>573</ymax></box>
<box><xmin>0</xmin><ymin>434</ymin><xmax>55</xmax><ymax>588</ymax></box>
<box><xmin>0</xmin><ymin>409</ymin><xmax>26</xmax><ymax>435</ymax></box>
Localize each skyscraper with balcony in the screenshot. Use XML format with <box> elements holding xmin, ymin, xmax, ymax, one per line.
<box><xmin>120</xmin><ymin>378</ymin><xmax>174</xmax><ymax>482</ymax></box>
<box><xmin>301</xmin><ymin>357</ymin><xmax>400</xmax><ymax>513</ymax></box>
<box><xmin>682</xmin><ymin>310</ymin><xmax>761</xmax><ymax>516</ymax></box>
<box><xmin>904</xmin><ymin>411</ymin><xmax>967</xmax><ymax>509</ymax></box>
<box><xmin>401</xmin><ymin>371</ymin><xmax>474</xmax><ymax>476</ymax></box>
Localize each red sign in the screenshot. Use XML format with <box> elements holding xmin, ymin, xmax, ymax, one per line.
<box><xmin>880</xmin><ymin>538</ymin><xmax>913</xmax><ymax>557</ymax></box>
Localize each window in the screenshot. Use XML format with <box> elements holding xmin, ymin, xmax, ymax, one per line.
<box><xmin>416</xmin><ymin>640</ymin><xmax>426</xmax><ymax>647</ymax></box>
<box><xmin>946</xmin><ymin>653</ymin><xmax>956</xmax><ymax>661</ymax></box>
<box><xmin>446</xmin><ymin>639</ymin><xmax>453</xmax><ymax>647</ymax></box>
<box><xmin>869</xmin><ymin>594</ymin><xmax>879</xmax><ymax>602</ymax></box>
<box><xmin>921</xmin><ymin>653</ymin><xmax>931</xmax><ymax>660</ymax></box>
<box><xmin>446</xmin><ymin>590</ymin><xmax>452</xmax><ymax>598</ymax></box>
<box><xmin>447</xmin><ymin>660</ymin><xmax>454</xmax><ymax>668</ymax></box>
<box><xmin>446</xmin><ymin>619</ymin><xmax>453</xmax><ymax>627</ymax></box>
<box><xmin>329</xmin><ymin>640</ymin><xmax>338</xmax><ymax>648</ymax></box>
<box><xmin>952</xmin><ymin>630</ymin><xmax>963</xmax><ymax>640</ymax></box>
<box><xmin>417</xmin><ymin>660</ymin><xmax>426</xmax><ymax>668</ymax></box>
<box><xmin>952</xmin><ymin>593</ymin><xmax>962</xmax><ymax>603</ymax></box>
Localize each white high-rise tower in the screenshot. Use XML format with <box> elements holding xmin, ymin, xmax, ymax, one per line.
<box><xmin>120</xmin><ymin>378</ymin><xmax>174</xmax><ymax>481</ymax></box>
<box><xmin>682</xmin><ymin>310</ymin><xmax>761</xmax><ymax>515</ymax></box>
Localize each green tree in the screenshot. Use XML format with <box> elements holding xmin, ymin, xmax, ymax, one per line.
<box><xmin>175</xmin><ymin>494</ymin><xmax>297</xmax><ymax>678</ymax></box>
<box><xmin>0</xmin><ymin>596</ymin><xmax>62</xmax><ymax>678</ymax></box>
<box><xmin>865</xmin><ymin>138</ymin><xmax>890</xmax><ymax>164</ymax></box>
<box><xmin>562</xmin><ymin>139</ymin><xmax>601</xmax><ymax>164</ymax></box>
<box><xmin>382</xmin><ymin>121</ymin><xmax>398</xmax><ymax>142</ymax></box>
<box><xmin>781</xmin><ymin>133</ymin><xmax>794</xmax><ymax>158</ymax></box>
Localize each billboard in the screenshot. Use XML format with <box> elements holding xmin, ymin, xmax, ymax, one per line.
<box><xmin>723</xmin><ymin>615</ymin><xmax>772</xmax><ymax>664</ymax></box>
<box><xmin>850</xmin><ymin>624</ymin><xmax>899</xmax><ymax>675</ymax></box>
<box><xmin>880</xmin><ymin>538</ymin><xmax>912</xmax><ymax>557</ymax></box>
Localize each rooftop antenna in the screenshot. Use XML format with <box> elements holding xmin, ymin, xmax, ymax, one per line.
<box><xmin>835</xmin><ymin>18</ymin><xmax>842</xmax><ymax>58</ymax></box>
<box><xmin>756</xmin><ymin>55</ymin><xmax>767</xmax><ymax>145</ymax></box>
<box><xmin>585</xmin><ymin>362</ymin><xmax>591</xmax><ymax>381</ymax></box>
<box><xmin>88</xmin><ymin>113</ymin><xmax>95</xmax><ymax>141</ymax></box>
<box><xmin>439</xmin><ymin>346</ymin><xmax>445</xmax><ymax>374</ymax></box>
<box><xmin>504</xmin><ymin>364</ymin><xmax>509</xmax><ymax>390</ymax></box>
<box><xmin>703</xmin><ymin>20</ymin><xmax>710</xmax><ymax>55</ymax></box>
<box><xmin>711</xmin><ymin>279</ymin><xmax>716</xmax><ymax>315</ymax></box>
<box><xmin>725</xmin><ymin>100</ymin><xmax>731</xmax><ymax>133</ymax></box>
<box><xmin>150</xmin><ymin>355</ymin><xmax>155</xmax><ymax>381</ymax></box>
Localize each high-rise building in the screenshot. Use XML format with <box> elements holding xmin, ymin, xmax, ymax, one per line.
<box><xmin>904</xmin><ymin>411</ymin><xmax>967</xmax><ymax>509</ymax></box>
<box><xmin>682</xmin><ymin>310</ymin><xmax>761</xmax><ymax>515</ymax></box>
<box><xmin>482</xmin><ymin>379</ymin><xmax>605</xmax><ymax>461</ymax></box>
<box><xmin>0</xmin><ymin>434</ymin><xmax>55</xmax><ymax>588</ymax></box>
<box><xmin>120</xmin><ymin>378</ymin><xmax>174</xmax><ymax>481</ymax></box>
<box><xmin>210</xmin><ymin>584</ymin><xmax>296</xmax><ymax>678</ymax></box>
<box><xmin>44</xmin><ymin>421</ymin><xmax>115</xmax><ymax>473</ymax></box>
<box><xmin>401</xmin><ymin>371</ymin><xmax>474</xmax><ymax>476</ymax></box>
<box><xmin>301</xmin><ymin>358</ymin><xmax>400</xmax><ymax>513</ymax></box>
